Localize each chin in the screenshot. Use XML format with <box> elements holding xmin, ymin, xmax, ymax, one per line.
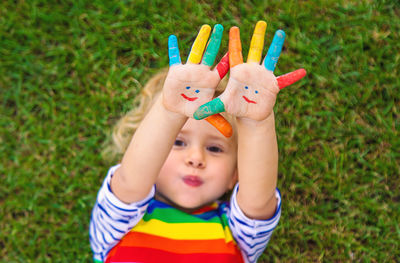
<box><xmin>155</xmin><ymin>192</ymin><xmax>205</xmax><ymax>212</ymax></box>
<box><xmin>176</xmin><ymin>200</ymin><xmax>204</xmax><ymax>211</ymax></box>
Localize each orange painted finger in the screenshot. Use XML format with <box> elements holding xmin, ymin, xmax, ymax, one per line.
<box><xmin>229</xmin><ymin>27</ymin><xmax>243</xmax><ymax>68</ymax></box>
<box><xmin>247</xmin><ymin>21</ymin><xmax>267</xmax><ymax>63</ymax></box>
<box><xmin>205</xmin><ymin>114</ymin><xmax>233</xmax><ymax>138</ymax></box>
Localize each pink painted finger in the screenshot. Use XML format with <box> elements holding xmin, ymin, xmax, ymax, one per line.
<box><xmin>277</xmin><ymin>68</ymin><xmax>307</xmax><ymax>89</ymax></box>
<box><xmin>215</xmin><ymin>52</ymin><xmax>229</xmax><ymax>79</ymax></box>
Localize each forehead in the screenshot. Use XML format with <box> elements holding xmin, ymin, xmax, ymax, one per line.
<box><xmin>181</xmin><ymin>118</ymin><xmax>236</xmax><ymax>144</ymax></box>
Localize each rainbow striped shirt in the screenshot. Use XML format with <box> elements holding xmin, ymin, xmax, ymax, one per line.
<box><xmin>90</xmin><ymin>165</ymin><xmax>281</xmax><ymax>263</ymax></box>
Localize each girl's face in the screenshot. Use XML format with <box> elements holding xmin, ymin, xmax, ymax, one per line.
<box><xmin>155</xmin><ymin>118</ymin><xmax>237</xmax><ymax>213</ymax></box>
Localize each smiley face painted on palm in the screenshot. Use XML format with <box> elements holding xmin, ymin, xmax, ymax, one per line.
<box><xmin>181</xmin><ymin>86</ymin><xmax>200</xmax><ymax>102</ymax></box>
<box><xmin>163</xmin><ymin>64</ymin><xmax>220</xmax><ymax>116</ymax></box>
<box><xmin>220</xmin><ymin>63</ymin><xmax>280</xmax><ymax>121</ymax></box>
<box><xmin>242</xmin><ymin>85</ymin><xmax>259</xmax><ymax>104</ymax></box>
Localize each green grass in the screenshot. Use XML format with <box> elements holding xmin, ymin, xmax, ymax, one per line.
<box><xmin>1</xmin><ymin>0</ymin><xmax>399</xmax><ymax>262</ymax></box>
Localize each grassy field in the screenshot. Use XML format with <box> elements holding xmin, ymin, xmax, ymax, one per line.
<box><xmin>1</xmin><ymin>0</ymin><xmax>399</xmax><ymax>262</ymax></box>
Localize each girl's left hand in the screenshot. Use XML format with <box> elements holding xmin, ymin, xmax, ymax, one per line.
<box><xmin>194</xmin><ymin>21</ymin><xmax>306</xmax><ymax>122</ymax></box>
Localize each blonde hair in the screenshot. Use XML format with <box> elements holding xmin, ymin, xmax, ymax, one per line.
<box><xmin>103</xmin><ymin>68</ymin><xmax>232</xmax><ymax>162</ymax></box>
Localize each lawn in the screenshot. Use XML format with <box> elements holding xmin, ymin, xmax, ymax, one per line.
<box><xmin>1</xmin><ymin>0</ymin><xmax>399</xmax><ymax>262</ymax></box>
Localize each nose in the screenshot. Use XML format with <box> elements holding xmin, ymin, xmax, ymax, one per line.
<box><xmin>185</xmin><ymin>147</ymin><xmax>206</xmax><ymax>168</ymax></box>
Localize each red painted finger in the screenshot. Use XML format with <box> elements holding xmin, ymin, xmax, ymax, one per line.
<box><xmin>215</xmin><ymin>52</ymin><xmax>229</xmax><ymax>79</ymax></box>
<box><xmin>209</xmin><ymin>52</ymin><xmax>232</xmax><ymax>137</ymax></box>
<box><xmin>277</xmin><ymin>68</ymin><xmax>307</xmax><ymax>89</ymax></box>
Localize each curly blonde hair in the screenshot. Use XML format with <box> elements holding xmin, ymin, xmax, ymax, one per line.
<box><xmin>103</xmin><ymin>68</ymin><xmax>232</xmax><ymax>162</ymax></box>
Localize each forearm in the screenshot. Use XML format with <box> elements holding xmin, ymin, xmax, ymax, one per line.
<box><xmin>112</xmin><ymin>96</ymin><xmax>187</xmax><ymax>203</ymax></box>
<box><xmin>236</xmin><ymin>112</ymin><xmax>278</xmax><ymax>220</ymax></box>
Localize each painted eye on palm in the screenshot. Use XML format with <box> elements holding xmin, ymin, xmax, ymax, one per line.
<box><xmin>181</xmin><ymin>86</ymin><xmax>200</xmax><ymax>102</ymax></box>
<box><xmin>242</xmin><ymin>86</ymin><xmax>258</xmax><ymax>104</ymax></box>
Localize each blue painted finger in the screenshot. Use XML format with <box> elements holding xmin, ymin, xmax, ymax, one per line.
<box><xmin>264</xmin><ymin>30</ymin><xmax>285</xmax><ymax>71</ymax></box>
<box><xmin>168</xmin><ymin>35</ymin><xmax>181</xmax><ymax>66</ymax></box>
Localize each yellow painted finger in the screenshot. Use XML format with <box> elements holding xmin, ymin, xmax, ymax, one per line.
<box><xmin>229</xmin><ymin>27</ymin><xmax>243</xmax><ymax>68</ymax></box>
<box><xmin>187</xmin><ymin>25</ymin><xmax>212</xmax><ymax>64</ymax></box>
<box><xmin>247</xmin><ymin>21</ymin><xmax>267</xmax><ymax>63</ymax></box>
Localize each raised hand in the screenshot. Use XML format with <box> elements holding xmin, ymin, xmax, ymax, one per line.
<box><xmin>163</xmin><ymin>25</ymin><xmax>223</xmax><ymax>114</ymax></box>
<box><xmin>162</xmin><ymin>24</ymin><xmax>233</xmax><ymax>137</ymax></box>
<box><xmin>194</xmin><ymin>21</ymin><xmax>306</xmax><ymax>122</ymax></box>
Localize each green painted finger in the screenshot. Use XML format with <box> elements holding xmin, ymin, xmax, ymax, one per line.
<box><xmin>193</xmin><ymin>98</ymin><xmax>226</xmax><ymax>120</ymax></box>
<box><xmin>202</xmin><ymin>24</ymin><xmax>224</xmax><ymax>66</ymax></box>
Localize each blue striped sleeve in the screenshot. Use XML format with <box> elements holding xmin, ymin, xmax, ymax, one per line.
<box><xmin>89</xmin><ymin>164</ymin><xmax>155</xmax><ymax>262</ymax></box>
<box><xmin>228</xmin><ymin>184</ymin><xmax>282</xmax><ymax>263</ymax></box>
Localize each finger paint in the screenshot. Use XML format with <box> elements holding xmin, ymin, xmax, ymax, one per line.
<box><xmin>247</xmin><ymin>21</ymin><xmax>267</xmax><ymax>63</ymax></box>
<box><xmin>215</xmin><ymin>52</ymin><xmax>229</xmax><ymax>79</ymax></box>
<box><xmin>205</xmin><ymin>114</ymin><xmax>233</xmax><ymax>138</ymax></box>
<box><xmin>202</xmin><ymin>24</ymin><xmax>223</xmax><ymax>66</ymax></box>
<box><xmin>277</xmin><ymin>68</ymin><xmax>307</xmax><ymax>89</ymax></box>
<box><xmin>193</xmin><ymin>98</ymin><xmax>226</xmax><ymax>120</ymax></box>
<box><xmin>264</xmin><ymin>30</ymin><xmax>285</xmax><ymax>71</ymax></box>
<box><xmin>188</xmin><ymin>25</ymin><xmax>211</xmax><ymax>64</ymax></box>
<box><xmin>168</xmin><ymin>35</ymin><xmax>181</xmax><ymax>66</ymax></box>
<box><xmin>229</xmin><ymin>27</ymin><xmax>243</xmax><ymax>68</ymax></box>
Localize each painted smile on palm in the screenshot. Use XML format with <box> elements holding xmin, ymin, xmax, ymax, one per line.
<box><xmin>181</xmin><ymin>86</ymin><xmax>199</xmax><ymax>102</ymax></box>
<box><xmin>242</xmin><ymin>86</ymin><xmax>258</xmax><ymax>104</ymax></box>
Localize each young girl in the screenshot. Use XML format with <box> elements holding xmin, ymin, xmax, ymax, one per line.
<box><xmin>90</xmin><ymin>21</ymin><xmax>304</xmax><ymax>263</ymax></box>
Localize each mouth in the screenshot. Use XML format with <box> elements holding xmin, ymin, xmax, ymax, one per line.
<box><xmin>242</xmin><ymin>96</ymin><xmax>257</xmax><ymax>104</ymax></box>
<box><xmin>181</xmin><ymin>93</ymin><xmax>198</xmax><ymax>101</ymax></box>
<box><xmin>182</xmin><ymin>175</ymin><xmax>203</xmax><ymax>187</ymax></box>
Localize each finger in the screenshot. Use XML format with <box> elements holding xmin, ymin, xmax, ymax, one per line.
<box><xmin>202</xmin><ymin>24</ymin><xmax>224</xmax><ymax>66</ymax></box>
<box><xmin>193</xmin><ymin>97</ymin><xmax>226</xmax><ymax>120</ymax></box>
<box><xmin>215</xmin><ymin>52</ymin><xmax>229</xmax><ymax>79</ymax></box>
<box><xmin>247</xmin><ymin>21</ymin><xmax>267</xmax><ymax>63</ymax></box>
<box><xmin>187</xmin><ymin>24</ymin><xmax>212</xmax><ymax>64</ymax></box>
<box><xmin>206</xmin><ymin>114</ymin><xmax>233</xmax><ymax>138</ymax></box>
<box><xmin>277</xmin><ymin>68</ymin><xmax>307</xmax><ymax>89</ymax></box>
<box><xmin>168</xmin><ymin>35</ymin><xmax>181</xmax><ymax>66</ymax></box>
<box><xmin>263</xmin><ymin>30</ymin><xmax>285</xmax><ymax>71</ymax></box>
<box><xmin>229</xmin><ymin>27</ymin><xmax>243</xmax><ymax>68</ymax></box>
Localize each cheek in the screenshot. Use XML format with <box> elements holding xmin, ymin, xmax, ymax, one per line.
<box><xmin>158</xmin><ymin>153</ymin><xmax>178</xmax><ymax>178</ymax></box>
<box><xmin>213</xmin><ymin>156</ymin><xmax>237</xmax><ymax>181</ymax></box>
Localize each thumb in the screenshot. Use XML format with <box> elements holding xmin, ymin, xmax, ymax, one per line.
<box><xmin>193</xmin><ymin>97</ymin><xmax>226</xmax><ymax>120</ymax></box>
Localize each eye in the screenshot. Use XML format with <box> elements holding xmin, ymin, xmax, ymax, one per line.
<box><xmin>195</xmin><ymin>90</ymin><xmax>200</xmax><ymax>93</ymax></box>
<box><xmin>207</xmin><ymin>146</ymin><xmax>223</xmax><ymax>153</ymax></box>
<box><xmin>255</xmin><ymin>90</ymin><xmax>259</xmax><ymax>94</ymax></box>
<box><xmin>244</xmin><ymin>86</ymin><xmax>249</xmax><ymax>90</ymax></box>
<box><xmin>186</xmin><ymin>86</ymin><xmax>190</xmax><ymax>90</ymax></box>
<box><xmin>174</xmin><ymin>139</ymin><xmax>186</xmax><ymax>147</ymax></box>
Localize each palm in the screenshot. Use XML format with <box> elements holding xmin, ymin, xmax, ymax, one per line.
<box><xmin>163</xmin><ymin>64</ymin><xmax>220</xmax><ymax>116</ymax></box>
<box><xmin>221</xmin><ymin>63</ymin><xmax>279</xmax><ymax>121</ymax></box>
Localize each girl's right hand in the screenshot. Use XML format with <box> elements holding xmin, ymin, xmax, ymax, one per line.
<box><xmin>162</xmin><ymin>24</ymin><xmax>228</xmax><ymax>117</ymax></box>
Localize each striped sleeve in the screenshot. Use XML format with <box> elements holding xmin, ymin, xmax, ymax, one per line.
<box><xmin>89</xmin><ymin>164</ymin><xmax>155</xmax><ymax>262</ymax></box>
<box><xmin>228</xmin><ymin>184</ymin><xmax>282</xmax><ymax>263</ymax></box>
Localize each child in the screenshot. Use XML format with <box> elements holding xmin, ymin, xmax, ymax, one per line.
<box><xmin>90</xmin><ymin>21</ymin><xmax>304</xmax><ymax>263</ymax></box>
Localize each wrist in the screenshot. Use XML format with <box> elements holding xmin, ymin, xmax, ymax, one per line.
<box><xmin>151</xmin><ymin>96</ymin><xmax>189</xmax><ymax>126</ymax></box>
<box><xmin>157</xmin><ymin>95</ymin><xmax>188</xmax><ymax>120</ymax></box>
<box><xmin>237</xmin><ymin>111</ymin><xmax>275</xmax><ymax>129</ymax></box>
